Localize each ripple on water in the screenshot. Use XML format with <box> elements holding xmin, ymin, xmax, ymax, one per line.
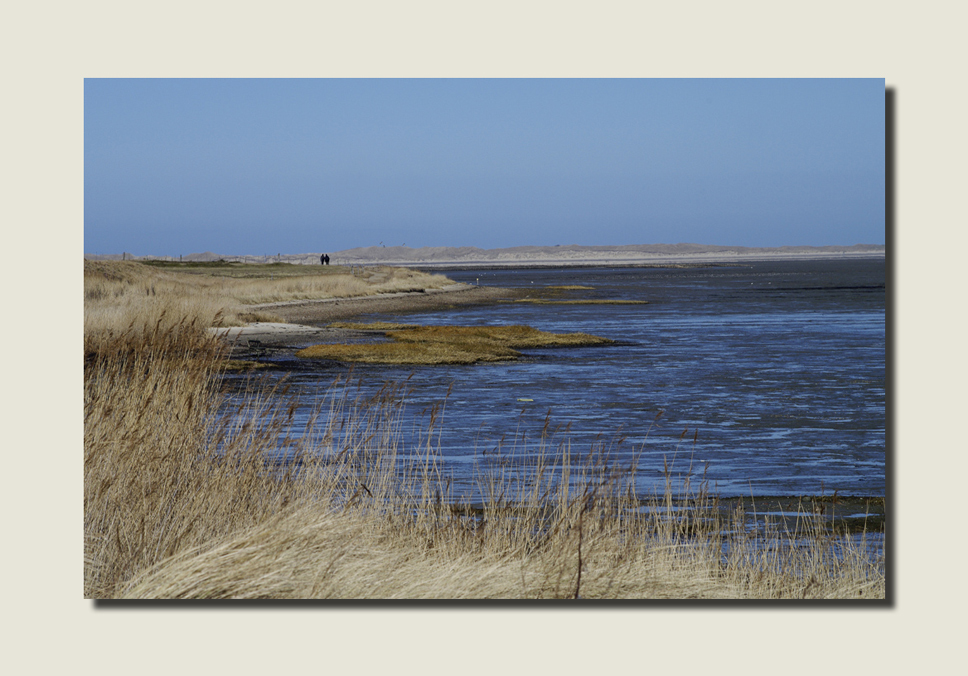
<box><xmin>233</xmin><ymin>260</ymin><xmax>885</xmax><ymax>499</ymax></box>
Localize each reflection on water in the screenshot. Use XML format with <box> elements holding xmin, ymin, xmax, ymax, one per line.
<box><xmin>222</xmin><ymin>259</ymin><xmax>886</xmax><ymax>500</ymax></box>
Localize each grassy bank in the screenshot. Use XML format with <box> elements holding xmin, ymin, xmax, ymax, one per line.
<box><xmin>85</xmin><ymin>293</ymin><xmax>885</xmax><ymax>599</ymax></box>
<box><xmin>83</xmin><ymin>259</ymin><xmax>452</xmax><ymax>346</ymax></box>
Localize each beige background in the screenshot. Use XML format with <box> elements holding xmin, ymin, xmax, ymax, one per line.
<box><xmin>4</xmin><ymin>1</ymin><xmax>964</xmax><ymax>673</ymax></box>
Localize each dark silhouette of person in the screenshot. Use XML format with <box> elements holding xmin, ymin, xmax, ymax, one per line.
<box><xmin>321</xmin><ymin>254</ymin><xmax>326</xmax><ymax>265</ymax></box>
<box><xmin>324</xmin><ymin>254</ymin><xmax>330</xmax><ymax>265</ymax></box>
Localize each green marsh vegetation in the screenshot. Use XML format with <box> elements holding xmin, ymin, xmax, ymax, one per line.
<box><xmin>84</xmin><ymin>261</ymin><xmax>885</xmax><ymax>599</ymax></box>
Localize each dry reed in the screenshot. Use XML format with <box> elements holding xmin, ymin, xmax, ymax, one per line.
<box><xmin>85</xmin><ymin>270</ymin><xmax>884</xmax><ymax>600</ymax></box>
<box><xmin>84</xmin><ymin>260</ymin><xmax>452</xmax><ymax>339</ymax></box>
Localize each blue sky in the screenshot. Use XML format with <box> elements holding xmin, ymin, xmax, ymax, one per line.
<box><xmin>84</xmin><ymin>79</ymin><xmax>885</xmax><ymax>256</ymax></box>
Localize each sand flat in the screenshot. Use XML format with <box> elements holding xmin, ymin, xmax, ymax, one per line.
<box><xmin>85</xmin><ymin>243</ymin><xmax>886</xmax><ymax>267</ymax></box>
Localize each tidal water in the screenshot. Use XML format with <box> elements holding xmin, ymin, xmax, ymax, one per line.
<box><xmin>229</xmin><ymin>258</ymin><xmax>886</xmax><ymax>500</ymax></box>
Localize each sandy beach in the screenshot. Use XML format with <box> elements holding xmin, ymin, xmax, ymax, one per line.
<box><xmin>87</xmin><ymin>243</ymin><xmax>886</xmax><ymax>268</ymax></box>
<box><xmin>325</xmin><ymin>243</ymin><xmax>886</xmax><ymax>268</ymax></box>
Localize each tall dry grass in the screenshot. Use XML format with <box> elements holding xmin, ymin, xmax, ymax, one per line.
<box><xmin>85</xmin><ymin>325</ymin><xmax>884</xmax><ymax>598</ymax></box>
<box><xmin>83</xmin><ymin>260</ymin><xmax>452</xmax><ymax>341</ymax></box>
<box><xmin>84</xmin><ymin>271</ymin><xmax>885</xmax><ymax>599</ymax></box>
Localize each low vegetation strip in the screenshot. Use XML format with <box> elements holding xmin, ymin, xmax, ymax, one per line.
<box><xmin>296</xmin><ymin>340</ymin><xmax>521</xmax><ymax>365</ymax></box>
<box><xmin>385</xmin><ymin>324</ymin><xmax>613</xmax><ymax>348</ymax></box>
<box><xmin>296</xmin><ymin>324</ymin><xmax>614</xmax><ymax>365</ymax></box>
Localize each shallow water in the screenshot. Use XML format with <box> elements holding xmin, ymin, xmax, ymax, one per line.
<box><xmin>225</xmin><ymin>258</ymin><xmax>886</xmax><ymax>500</ymax></box>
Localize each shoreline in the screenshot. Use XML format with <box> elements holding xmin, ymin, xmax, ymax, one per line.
<box><xmin>211</xmin><ymin>251</ymin><xmax>883</xmax><ymax>347</ymax></box>
<box><xmin>209</xmin><ymin>271</ymin><xmax>887</xmax><ymax>509</ymax></box>
<box><xmin>212</xmin><ymin>283</ymin><xmax>522</xmax><ymax>347</ymax></box>
<box><xmin>263</xmin><ymin>283</ymin><xmax>519</xmax><ymax>325</ymax></box>
<box><xmin>84</xmin><ymin>245</ymin><xmax>886</xmax><ymax>267</ymax></box>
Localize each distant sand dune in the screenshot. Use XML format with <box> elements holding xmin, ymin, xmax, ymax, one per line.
<box><xmin>84</xmin><ymin>243</ymin><xmax>885</xmax><ymax>267</ymax></box>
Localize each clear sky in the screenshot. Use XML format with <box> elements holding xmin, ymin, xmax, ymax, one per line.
<box><xmin>84</xmin><ymin>78</ymin><xmax>885</xmax><ymax>256</ymax></box>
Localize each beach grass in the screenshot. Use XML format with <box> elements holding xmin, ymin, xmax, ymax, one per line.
<box><xmin>84</xmin><ymin>260</ymin><xmax>453</xmax><ymax>339</ymax></box>
<box><xmin>85</xmin><ymin>308</ymin><xmax>884</xmax><ymax>599</ymax></box>
<box><xmin>84</xmin><ymin>266</ymin><xmax>884</xmax><ymax>599</ymax></box>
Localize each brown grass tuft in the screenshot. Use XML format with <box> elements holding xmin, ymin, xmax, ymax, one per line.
<box><xmin>296</xmin><ymin>324</ymin><xmax>614</xmax><ymax>364</ymax></box>
<box><xmin>385</xmin><ymin>324</ymin><xmax>613</xmax><ymax>348</ymax></box>
<box><xmin>84</xmin><ymin>259</ymin><xmax>453</xmax><ymax>336</ymax></box>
